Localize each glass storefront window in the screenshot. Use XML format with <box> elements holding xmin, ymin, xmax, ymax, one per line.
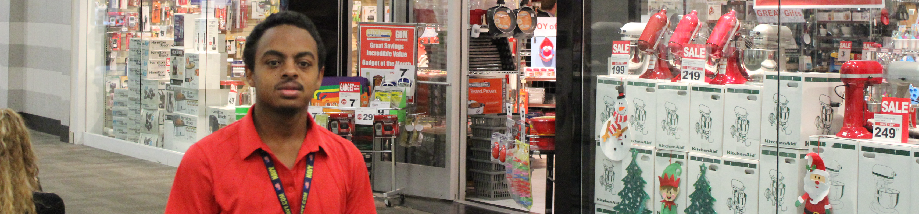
<box><xmin>87</xmin><ymin>0</ymin><xmax>280</xmax><ymax>152</ymax></box>
<box><xmin>581</xmin><ymin>0</ymin><xmax>895</xmax><ymax>213</ymax></box>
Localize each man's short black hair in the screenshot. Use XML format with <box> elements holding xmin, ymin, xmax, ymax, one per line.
<box><xmin>540</xmin><ymin>0</ymin><xmax>556</xmax><ymax>11</ymax></box>
<box><xmin>243</xmin><ymin>11</ymin><xmax>326</xmax><ymax>71</ymax></box>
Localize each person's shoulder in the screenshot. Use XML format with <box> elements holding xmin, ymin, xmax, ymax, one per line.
<box><xmin>33</xmin><ymin>192</ymin><xmax>65</xmax><ymax>214</ymax></box>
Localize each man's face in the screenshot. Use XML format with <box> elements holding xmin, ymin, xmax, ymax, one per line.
<box><xmin>246</xmin><ymin>25</ymin><xmax>323</xmax><ymax>111</ymax></box>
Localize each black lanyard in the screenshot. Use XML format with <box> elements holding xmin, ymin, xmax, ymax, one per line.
<box><xmin>258</xmin><ymin>149</ymin><xmax>315</xmax><ymax>214</ymax></box>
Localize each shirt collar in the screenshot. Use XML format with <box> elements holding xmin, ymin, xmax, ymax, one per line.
<box><xmin>237</xmin><ymin>106</ymin><xmax>326</xmax><ymax>160</ymax></box>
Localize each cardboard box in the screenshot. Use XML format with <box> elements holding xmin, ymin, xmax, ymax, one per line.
<box><xmin>762</xmin><ymin>73</ymin><xmax>844</xmax><ymax>149</ymax></box>
<box><xmin>625</xmin><ymin>79</ymin><xmax>661</xmax><ymax>147</ymax></box>
<box><xmin>141</xmin><ymin>79</ymin><xmax>167</xmax><ymax>109</ymax></box>
<box><xmin>183</xmin><ymin>51</ymin><xmax>225</xmax><ymax>89</ymax></box>
<box><xmin>173</xmin><ymin>13</ymin><xmax>200</xmax><ymax>48</ymax></box>
<box><xmin>206</xmin><ymin>106</ymin><xmax>239</xmax><ymax>134</ymax></box>
<box><xmin>910</xmin><ymin>144</ymin><xmax>919</xmax><ymax>213</ymax></box>
<box><xmin>170</xmin><ymin>48</ymin><xmax>186</xmax><ymax>83</ymax></box>
<box><xmin>143</xmin><ymin>59</ymin><xmax>170</xmax><ymax>80</ymax></box>
<box><xmin>165</xmin><ymin>90</ymin><xmax>176</xmax><ymax>113</ymax></box>
<box><xmin>686</xmin><ymin>153</ymin><xmax>722</xmax><ymax>214</ymax></box>
<box><xmin>723</xmin><ymin>85</ymin><xmax>763</xmax><ymax>160</ymax></box>
<box><xmin>806</xmin><ymin>136</ymin><xmax>859</xmax><ymax>213</ymax></box>
<box><xmin>140</xmin><ymin>108</ymin><xmax>163</xmax><ymax>134</ymax></box>
<box><xmin>719</xmin><ymin>157</ymin><xmax>759</xmax><ymax>214</ymax></box>
<box><xmin>595</xmin><ymin>76</ymin><xmax>627</xmax><ymax>141</ymax></box>
<box><xmin>146</xmin><ymin>38</ymin><xmax>173</xmax><ymax>51</ymax></box>
<box><xmin>689</xmin><ymin>84</ymin><xmax>724</xmax><ymax>157</ymax></box>
<box><xmin>655</xmin><ymin>150</ymin><xmax>689</xmax><ymax>214</ymax></box>
<box><xmin>112</xmin><ymin>106</ymin><xmax>129</xmax><ymax>118</ymax></box>
<box><xmin>594</xmin><ymin>139</ymin><xmax>623</xmax><ymax>207</ymax></box>
<box><xmin>758</xmin><ymin>146</ymin><xmax>807</xmax><ymax>214</ymax></box>
<box><xmin>858</xmin><ymin>140</ymin><xmax>912</xmax><ymax>214</ymax></box>
<box><xmin>138</xmin><ymin>133</ymin><xmax>162</xmax><ymax>148</ymax></box>
<box><xmin>656</xmin><ymin>82</ymin><xmax>692</xmax><ymax>152</ymax></box>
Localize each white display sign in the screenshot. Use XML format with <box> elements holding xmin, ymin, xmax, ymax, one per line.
<box><xmin>338</xmin><ymin>82</ymin><xmax>361</xmax><ymax>108</ymax></box>
<box><xmin>707</xmin><ymin>4</ymin><xmax>723</xmax><ymax>21</ymax></box>
<box><xmin>610</xmin><ymin>41</ymin><xmax>630</xmax><ymax>75</ymax></box>
<box><xmin>370</xmin><ymin>100</ymin><xmax>391</xmax><ymax>109</ymax></box>
<box><xmin>755</xmin><ymin>9</ymin><xmax>806</xmax><ymax>23</ymax></box>
<box><xmin>874</xmin><ymin>114</ymin><xmax>905</xmax><ymax>143</ymax></box>
<box><xmin>838</xmin><ymin>41</ymin><xmax>852</xmax><ymax>62</ymax></box>
<box><xmin>355</xmin><ymin>107</ymin><xmax>383</xmax><ymax>125</ymax></box>
<box><xmin>680</xmin><ymin>44</ymin><xmax>707</xmax><ymax>83</ymax></box>
<box><xmin>534</xmin><ymin>17</ymin><xmax>557</xmax><ymax>37</ymax></box>
<box><xmin>308</xmin><ymin>106</ymin><xmax>324</xmax><ymax>118</ymax></box>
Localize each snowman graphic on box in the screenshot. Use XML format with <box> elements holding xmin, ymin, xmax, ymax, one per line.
<box><xmin>601</xmin><ymin>93</ymin><xmax>630</xmax><ymax>161</ymax></box>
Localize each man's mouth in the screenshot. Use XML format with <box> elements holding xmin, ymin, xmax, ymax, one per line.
<box><xmin>276</xmin><ymin>82</ymin><xmax>304</xmax><ymax>98</ymax></box>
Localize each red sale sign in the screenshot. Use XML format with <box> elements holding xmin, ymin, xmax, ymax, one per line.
<box><xmin>358</xmin><ymin>24</ymin><xmax>417</xmax><ymax>70</ymax></box>
<box><xmin>339</xmin><ymin>82</ymin><xmax>360</xmax><ymax>93</ymax></box>
<box><xmin>876</xmin><ymin>97</ymin><xmax>911</xmax><ymax>143</ymax></box>
<box><xmin>754</xmin><ymin>0</ymin><xmax>883</xmax><ymax>9</ymax></box>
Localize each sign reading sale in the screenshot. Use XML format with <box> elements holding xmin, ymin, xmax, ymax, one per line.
<box><xmin>838</xmin><ymin>41</ymin><xmax>852</xmax><ymax>62</ymax></box>
<box><xmin>681</xmin><ymin>44</ymin><xmax>707</xmax><ymax>83</ymax></box>
<box><xmin>609</xmin><ymin>41</ymin><xmax>630</xmax><ymax>75</ymax></box>
<box><xmin>875</xmin><ymin>97</ymin><xmax>911</xmax><ymax>143</ymax></box>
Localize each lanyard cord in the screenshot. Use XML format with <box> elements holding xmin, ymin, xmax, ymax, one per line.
<box><xmin>258</xmin><ymin>149</ymin><xmax>315</xmax><ymax>214</ymax></box>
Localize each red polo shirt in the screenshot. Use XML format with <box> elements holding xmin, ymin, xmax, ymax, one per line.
<box><xmin>165</xmin><ymin>108</ymin><xmax>376</xmax><ymax>214</ymax></box>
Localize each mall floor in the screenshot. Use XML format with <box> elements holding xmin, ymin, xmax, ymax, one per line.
<box><xmin>30</xmin><ymin>130</ymin><xmax>517</xmax><ymax>214</ymax></box>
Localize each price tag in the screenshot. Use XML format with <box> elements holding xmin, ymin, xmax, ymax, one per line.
<box><xmin>894</xmin><ymin>49</ymin><xmax>903</xmax><ymax>54</ymax></box>
<box><xmin>681</xmin><ymin>44</ymin><xmax>707</xmax><ymax>83</ymax></box>
<box><xmin>873</xmin><ymin>114</ymin><xmax>906</xmax><ymax>143</ymax></box>
<box><xmin>838</xmin><ymin>41</ymin><xmax>852</xmax><ymax>62</ymax></box>
<box><xmin>339</xmin><ymin>82</ymin><xmax>361</xmax><ymax>107</ymax></box>
<box><xmin>307</xmin><ymin>106</ymin><xmax>324</xmax><ymax>118</ymax></box>
<box><xmin>609</xmin><ymin>41</ymin><xmax>631</xmax><ymax>75</ymax></box>
<box><xmin>227</xmin><ymin>85</ymin><xmax>238</xmax><ymax>106</ymax></box>
<box><xmin>370</xmin><ymin>100</ymin><xmax>391</xmax><ymax>109</ymax></box>
<box><xmin>393</xmin><ymin>64</ymin><xmax>416</xmax><ymax>98</ymax></box>
<box><xmin>355</xmin><ymin>107</ymin><xmax>382</xmax><ymax>125</ymax></box>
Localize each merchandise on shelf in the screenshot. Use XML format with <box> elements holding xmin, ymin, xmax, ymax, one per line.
<box><xmin>688</xmin><ymin>85</ymin><xmax>724</xmax><ymax>157</ymax></box>
<box><xmin>807</xmin><ymin>136</ymin><xmax>859</xmax><ymax>214</ymax></box>
<box><xmin>761</xmin><ymin>72</ymin><xmax>844</xmax><ymax>149</ymax></box>
<box><xmin>718</xmin><ymin>157</ymin><xmax>759</xmax><ymax>214</ymax></box>
<box><xmin>722</xmin><ymin>84</ymin><xmax>762</xmax><ymax>160</ymax></box>
<box><xmin>758</xmin><ymin>146</ymin><xmax>807</xmax><ymax>214</ymax></box>
<box><xmin>656</xmin><ymin>82</ymin><xmax>691</xmax><ymax>152</ymax></box>
<box><xmin>857</xmin><ymin>140</ymin><xmax>914</xmax><ymax>214</ymax></box>
<box><xmin>836</xmin><ymin>60</ymin><xmax>884</xmax><ymax>139</ymax></box>
<box><xmin>611</xmin><ymin>146</ymin><xmax>655</xmax><ymax>214</ymax></box>
<box><xmin>685</xmin><ymin>154</ymin><xmax>719</xmax><ymax>214</ymax></box>
<box><xmin>654</xmin><ymin>150</ymin><xmax>688</xmax><ymax>214</ymax></box>
<box><xmin>624</xmin><ymin>78</ymin><xmax>660</xmax><ymax>148</ymax></box>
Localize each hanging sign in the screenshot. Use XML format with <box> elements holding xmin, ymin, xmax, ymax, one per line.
<box><xmin>359</xmin><ymin>24</ymin><xmax>417</xmax><ymax>86</ymax></box>
<box><xmin>534</xmin><ymin>17</ymin><xmax>557</xmax><ymax>37</ymax></box>
<box><xmin>680</xmin><ymin>44</ymin><xmax>707</xmax><ymax>83</ymax></box>
<box><xmin>468</xmin><ymin>78</ymin><xmax>505</xmax><ymax>115</ymax></box>
<box><xmin>838</xmin><ymin>41</ymin><xmax>852</xmax><ymax>62</ymax></box>
<box><xmin>755</xmin><ymin>9</ymin><xmax>806</xmax><ymax>23</ymax></box>
<box><xmin>753</xmin><ymin>0</ymin><xmax>884</xmax><ymax>9</ymax></box>
<box><xmin>875</xmin><ymin>97</ymin><xmax>910</xmax><ymax>143</ymax></box>
<box><xmin>609</xmin><ymin>41</ymin><xmax>630</xmax><ymax>75</ymax></box>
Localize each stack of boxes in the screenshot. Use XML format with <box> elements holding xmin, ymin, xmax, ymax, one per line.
<box><xmin>593</xmin><ymin>72</ymin><xmax>850</xmax><ymax>213</ymax></box>
<box><xmin>138</xmin><ymin>38</ymin><xmax>173</xmax><ymax>148</ymax></box>
<box><xmin>163</xmin><ymin>15</ymin><xmax>228</xmax><ymax>153</ymax></box>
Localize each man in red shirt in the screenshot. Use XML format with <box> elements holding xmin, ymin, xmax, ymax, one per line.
<box><xmin>165</xmin><ymin>11</ymin><xmax>376</xmax><ymax>214</ymax></box>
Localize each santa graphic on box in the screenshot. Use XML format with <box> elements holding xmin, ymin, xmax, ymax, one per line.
<box><xmin>795</xmin><ymin>153</ymin><xmax>832</xmax><ymax>214</ymax></box>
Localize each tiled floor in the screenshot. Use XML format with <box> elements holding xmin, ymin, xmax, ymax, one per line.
<box><xmin>30</xmin><ymin>130</ymin><xmax>518</xmax><ymax>214</ymax></box>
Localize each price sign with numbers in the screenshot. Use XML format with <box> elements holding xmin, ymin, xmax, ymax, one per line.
<box><xmin>393</xmin><ymin>64</ymin><xmax>416</xmax><ymax>97</ymax></box>
<box><xmin>339</xmin><ymin>82</ymin><xmax>361</xmax><ymax>107</ymax></box>
<box><xmin>681</xmin><ymin>44</ymin><xmax>706</xmax><ymax>83</ymax></box>
<box><xmin>873</xmin><ymin>114</ymin><xmax>906</xmax><ymax>143</ymax></box>
<box><xmin>838</xmin><ymin>41</ymin><xmax>852</xmax><ymax>61</ymax></box>
<box><xmin>609</xmin><ymin>41</ymin><xmax>630</xmax><ymax>76</ymax></box>
<box><xmin>308</xmin><ymin>106</ymin><xmax>324</xmax><ymax>118</ymax></box>
<box><xmin>355</xmin><ymin>107</ymin><xmax>386</xmax><ymax>125</ymax></box>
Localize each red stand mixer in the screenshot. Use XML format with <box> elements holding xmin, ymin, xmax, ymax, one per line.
<box><xmin>706</xmin><ymin>10</ymin><xmax>748</xmax><ymax>85</ymax></box>
<box><xmin>668</xmin><ymin>10</ymin><xmax>701</xmax><ymax>82</ymax></box>
<box><xmin>836</xmin><ymin>60</ymin><xmax>884</xmax><ymax>139</ymax></box>
<box><xmin>637</xmin><ymin>8</ymin><xmax>672</xmax><ymax>79</ymax></box>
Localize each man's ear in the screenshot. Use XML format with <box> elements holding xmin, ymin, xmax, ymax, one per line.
<box><xmin>245</xmin><ymin>68</ymin><xmax>255</xmax><ymax>86</ymax></box>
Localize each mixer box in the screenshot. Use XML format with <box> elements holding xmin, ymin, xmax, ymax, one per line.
<box><xmin>858</xmin><ymin>140</ymin><xmax>912</xmax><ymax>214</ymax></box>
<box><xmin>758</xmin><ymin>146</ymin><xmax>807</xmax><ymax>214</ymax></box>
<box><xmin>762</xmin><ymin>72</ymin><xmax>844</xmax><ymax>149</ymax></box>
<box><xmin>807</xmin><ymin>135</ymin><xmax>860</xmax><ymax>214</ymax></box>
<box><xmin>689</xmin><ymin>84</ymin><xmax>725</xmax><ymax>157</ymax></box>
<box><xmin>595</xmin><ymin>75</ymin><xmax>630</xmax><ymax>141</ymax></box>
<box><xmin>911</xmin><ymin>144</ymin><xmax>919</xmax><ymax>213</ymax></box>
<box><xmin>723</xmin><ymin>84</ymin><xmax>763</xmax><ymax>160</ymax></box>
<box><xmin>654</xmin><ymin>150</ymin><xmax>689</xmax><ymax>214</ymax></box>
<box><xmin>656</xmin><ymin>82</ymin><xmax>692</xmax><ymax>152</ymax></box>
<box><xmin>625</xmin><ymin>78</ymin><xmax>663</xmax><ymax>148</ymax></box>
<box><xmin>717</xmin><ymin>157</ymin><xmax>760</xmax><ymax>214</ymax></box>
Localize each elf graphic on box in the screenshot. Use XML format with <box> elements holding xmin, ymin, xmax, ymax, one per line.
<box><xmin>659</xmin><ymin>163</ymin><xmax>682</xmax><ymax>214</ymax></box>
<box><xmin>795</xmin><ymin>153</ymin><xmax>832</xmax><ymax>214</ymax></box>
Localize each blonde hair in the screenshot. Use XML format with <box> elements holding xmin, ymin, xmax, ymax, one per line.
<box><xmin>0</xmin><ymin>108</ymin><xmax>40</xmax><ymax>214</ymax></box>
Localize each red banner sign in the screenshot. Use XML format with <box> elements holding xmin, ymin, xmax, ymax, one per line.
<box><xmin>358</xmin><ymin>24</ymin><xmax>416</xmax><ymax>70</ymax></box>
<box><xmin>754</xmin><ymin>0</ymin><xmax>883</xmax><ymax>9</ymax></box>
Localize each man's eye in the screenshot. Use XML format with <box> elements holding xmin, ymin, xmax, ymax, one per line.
<box><xmin>267</xmin><ymin>60</ymin><xmax>280</xmax><ymax>66</ymax></box>
<box><xmin>298</xmin><ymin>61</ymin><xmax>311</xmax><ymax>67</ymax></box>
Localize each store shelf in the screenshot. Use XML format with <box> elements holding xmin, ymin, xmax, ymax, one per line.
<box><xmin>469</xmin><ymin>70</ymin><xmax>522</xmax><ymax>75</ymax></box>
<box><xmin>813</xmin><ymin>35</ymin><xmax>875</xmax><ymax>40</ymax></box>
<box><xmin>528</xmin><ymin>104</ymin><xmax>556</xmax><ymax>108</ymax></box>
<box><xmin>525</xmin><ymin>78</ymin><xmax>556</xmax><ymax>82</ymax></box>
<box><xmin>815</xmin><ymin>20</ymin><xmax>870</xmax><ymax>24</ymax></box>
